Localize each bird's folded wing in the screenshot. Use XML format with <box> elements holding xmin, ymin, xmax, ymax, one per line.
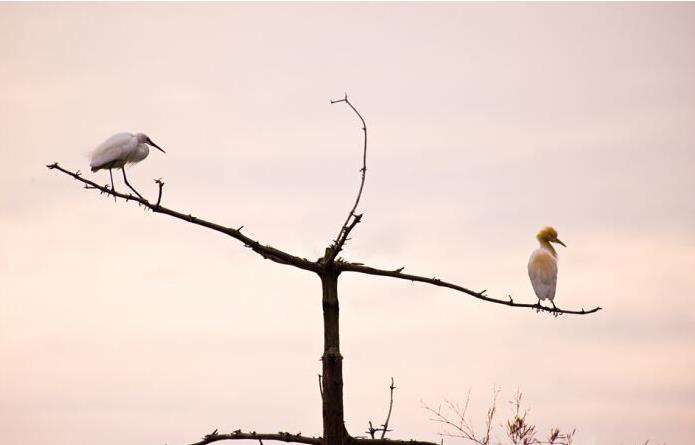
<box><xmin>529</xmin><ymin>252</ymin><xmax>557</xmax><ymax>283</ymax></box>
<box><xmin>528</xmin><ymin>250</ymin><xmax>558</xmax><ymax>300</ymax></box>
<box><xmin>90</xmin><ymin>133</ymin><xmax>135</xmax><ymax>169</ymax></box>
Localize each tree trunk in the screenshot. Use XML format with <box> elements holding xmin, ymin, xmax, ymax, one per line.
<box><xmin>320</xmin><ymin>270</ymin><xmax>348</xmax><ymax>445</ymax></box>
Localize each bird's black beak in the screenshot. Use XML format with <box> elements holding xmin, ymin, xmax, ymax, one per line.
<box><xmin>148</xmin><ymin>139</ymin><xmax>166</xmax><ymax>154</ymax></box>
<box><xmin>554</xmin><ymin>238</ymin><xmax>567</xmax><ymax>247</ymax></box>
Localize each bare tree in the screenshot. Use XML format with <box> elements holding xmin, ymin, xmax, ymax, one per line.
<box><xmin>47</xmin><ymin>95</ymin><xmax>601</xmax><ymax>445</ymax></box>
<box><xmin>422</xmin><ymin>390</ymin><xmax>576</xmax><ymax>445</ymax></box>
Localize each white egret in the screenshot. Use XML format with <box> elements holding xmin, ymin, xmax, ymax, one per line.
<box><xmin>90</xmin><ymin>132</ymin><xmax>165</xmax><ymax>199</ymax></box>
<box><xmin>528</xmin><ymin>226</ymin><xmax>566</xmax><ymax>309</ymax></box>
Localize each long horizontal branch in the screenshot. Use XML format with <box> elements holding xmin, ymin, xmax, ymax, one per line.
<box><xmin>47</xmin><ymin>162</ymin><xmax>601</xmax><ymax>315</ymax></box>
<box><xmin>46</xmin><ymin>163</ymin><xmax>318</xmax><ymax>272</ymax></box>
<box><xmin>184</xmin><ymin>430</ymin><xmax>437</xmax><ymax>445</ymax></box>
<box><xmin>186</xmin><ymin>430</ymin><xmax>322</xmax><ymax>445</ymax></box>
<box><xmin>350</xmin><ymin>438</ymin><xmax>437</xmax><ymax>445</ymax></box>
<box><xmin>339</xmin><ymin>262</ymin><xmax>602</xmax><ymax>316</ymax></box>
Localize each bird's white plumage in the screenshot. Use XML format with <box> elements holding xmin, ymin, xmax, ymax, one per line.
<box><xmin>89</xmin><ymin>131</ymin><xmax>165</xmax><ymax>200</ymax></box>
<box><xmin>528</xmin><ymin>247</ymin><xmax>558</xmax><ymax>301</ymax></box>
<box><xmin>90</xmin><ymin>132</ymin><xmax>149</xmax><ymax>171</ymax></box>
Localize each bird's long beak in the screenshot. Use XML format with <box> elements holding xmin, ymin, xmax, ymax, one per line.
<box><xmin>148</xmin><ymin>140</ymin><xmax>166</xmax><ymax>154</ymax></box>
<box><xmin>554</xmin><ymin>238</ymin><xmax>567</xmax><ymax>247</ymax></box>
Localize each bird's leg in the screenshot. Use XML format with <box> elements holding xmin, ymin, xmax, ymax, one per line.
<box><xmin>109</xmin><ymin>168</ymin><xmax>116</xmax><ymax>202</ymax></box>
<box><xmin>551</xmin><ymin>300</ymin><xmax>558</xmax><ymax>311</ymax></box>
<box><xmin>121</xmin><ymin>168</ymin><xmax>144</xmax><ymax>200</ymax></box>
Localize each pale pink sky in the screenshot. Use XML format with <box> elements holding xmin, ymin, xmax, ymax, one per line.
<box><xmin>1</xmin><ymin>3</ymin><xmax>694</xmax><ymax>445</ymax></box>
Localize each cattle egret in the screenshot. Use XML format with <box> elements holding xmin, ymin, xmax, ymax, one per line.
<box><xmin>90</xmin><ymin>132</ymin><xmax>165</xmax><ymax>199</ymax></box>
<box><xmin>528</xmin><ymin>226</ymin><xmax>566</xmax><ymax>309</ymax></box>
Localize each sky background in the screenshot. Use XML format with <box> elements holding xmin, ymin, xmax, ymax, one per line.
<box><xmin>1</xmin><ymin>3</ymin><xmax>694</xmax><ymax>445</ymax></box>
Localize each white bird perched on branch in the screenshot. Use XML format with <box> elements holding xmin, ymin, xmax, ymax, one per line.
<box><xmin>90</xmin><ymin>132</ymin><xmax>165</xmax><ymax>200</ymax></box>
<box><xmin>528</xmin><ymin>226</ymin><xmax>566</xmax><ymax>309</ymax></box>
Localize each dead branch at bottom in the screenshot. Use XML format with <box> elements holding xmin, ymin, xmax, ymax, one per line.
<box><xmin>183</xmin><ymin>428</ymin><xmax>438</xmax><ymax>445</ymax></box>
<box><xmin>351</xmin><ymin>438</ymin><xmax>437</xmax><ymax>445</ymax></box>
<box><xmin>422</xmin><ymin>390</ymin><xmax>575</xmax><ymax>445</ymax></box>
<box><xmin>185</xmin><ymin>430</ymin><xmax>322</xmax><ymax>445</ymax></box>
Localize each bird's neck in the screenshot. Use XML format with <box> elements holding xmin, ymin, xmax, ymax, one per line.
<box><xmin>539</xmin><ymin>239</ymin><xmax>557</xmax><ymax>257</ymax></box>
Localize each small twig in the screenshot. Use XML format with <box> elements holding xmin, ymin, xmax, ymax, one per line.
<box><xmin>380</xmin><ymin>377</ymin><xmax>396</xmax><ymax>439</ymax></box>
<box><xmin>330</xmin><ymin>213</ymin><xmax>362</xmax><ymax>260</ymax></box>
<box><xmin>318</xmin><ymin>374</ymin><xmax>323</xmax><ymax>399</ymax></box>
<box><xmin>154</xmin><ymin>178</ymin><xmax>165</xmax><ymax>208</ymax></box>
<box><xmin>367</xmin><ymin>421</ymin><xmax>377</xmax><ymax>439</ymax></box>
<box><xmin>482</xmin><ymin>388</ymin><xmax>499</xmax><ymax>445</ymax></box>
<box><xmin>422</xmin><ymin>393</ymin><xmax>485</xmax><ymax>445</ymax></box>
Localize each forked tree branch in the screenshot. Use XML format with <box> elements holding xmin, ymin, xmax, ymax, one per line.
<box><xmin>327</xmin><ymin>94</ymin><xmax>368</xmax><ymax>263</ymax></box>
<box><xmin>46</xmin><ymin>163</ymin><xmax>317</xmax><ymax>273</ymax></box>
<box><xmin>339</xmin><ymin>262</ymin><xmax>602</xmax><ymax>316</ymax></box>
<box><xmin>365</xmin><ymin>378</ymin><xmax>396</xmax><ymax>440</ymax></box>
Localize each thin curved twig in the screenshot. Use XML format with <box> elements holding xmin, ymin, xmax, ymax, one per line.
<box><xmin>327</xmin><ymin>94</ymin><xmax>367</xmax><ymax>263</ymax></box>
<box><xmin>380</xmin><ymin>378</ymin><xmax>396</xmax><ymax>439</ymax></box>
<box><xmin>339</xmin><ymin>262</ymin><xmax>602</xmax><ymax>316</ymax></box>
